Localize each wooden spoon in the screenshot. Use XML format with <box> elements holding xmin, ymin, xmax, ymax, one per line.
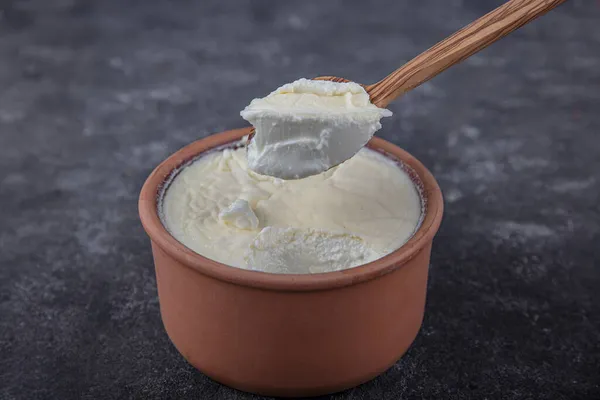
<box><xmin>247</xmin><ymin>0</ymin><xmax>565</xmax><ymax>177</ymax></box>
<box><xmin>317</xmin><ymin>0</ymin><xmax>566</xmax><ymax>107</ymax></box>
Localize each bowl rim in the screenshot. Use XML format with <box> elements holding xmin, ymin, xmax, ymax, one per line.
<box><xmin>139</xmin><ymin>127</ymin><xmax>443</xmax><ymax>291</ymax></box>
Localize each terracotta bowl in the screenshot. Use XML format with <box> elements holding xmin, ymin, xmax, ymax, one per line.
<box><xmin>139</xmin><ymin>127</ymin><xmax>443</xmax><ymax>397</ymax></box>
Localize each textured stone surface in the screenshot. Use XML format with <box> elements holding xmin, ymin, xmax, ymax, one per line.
<box><xmin>1</xmin><ymin>0</ymin><xmax>599</xmax><ymax>399</ymax></box>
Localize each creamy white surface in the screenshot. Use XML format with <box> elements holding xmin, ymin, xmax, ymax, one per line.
<box><xmin>218</xmin><ymin>199</ymin><xmax>259</xmax><ymax>230</ymax></box>
<box><xmin>244</xmin><ymin>227</ymin><xmax>378</xmax><ymax>274</ymax></box>
<box><xmin>240</xmin><ymin>78</ymin><xmax>392</xmax><ymax>179</ymax></box>
<box><xmin>161</xmin><ymin>146</ymin><xmax>422</xmax><ymax>274</ymax></box>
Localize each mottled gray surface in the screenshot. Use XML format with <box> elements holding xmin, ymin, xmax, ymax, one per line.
<box><xmin>1</xmin><ymin>0</ymin><xmax>599</xmax><ymax>399</ymax></box>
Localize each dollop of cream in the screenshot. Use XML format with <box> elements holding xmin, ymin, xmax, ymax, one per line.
<box><xmin>244</xmin><ymin>227</ymin><xmax>378</xmax><ymax>274</ymax></box>
<box><xmin>218</xmin><ymin>199</ymin><xmax>259</xmax><ymax>230</ymax></box>
<box><xmin>241</xmin><ymin>78</ymin><xmax>392</xmax><ymax>179</ymax></box>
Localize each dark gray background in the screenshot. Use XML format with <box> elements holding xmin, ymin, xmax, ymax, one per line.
<box><xmin>1</xmin><ymin>0</ymin><xmax>599</xmax><ymax>399</ymax></box>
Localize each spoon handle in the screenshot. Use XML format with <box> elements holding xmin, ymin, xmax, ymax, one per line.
<box><xmin>366</xmin><ymin>0</ymin><xmax>566</xmax><ymax>108</ymax></box>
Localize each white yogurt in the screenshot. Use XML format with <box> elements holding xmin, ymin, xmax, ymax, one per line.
<box><xmin>241</xmin><ymin>78</ymin><xmax>392</xmax><ymax>179</ymax></box>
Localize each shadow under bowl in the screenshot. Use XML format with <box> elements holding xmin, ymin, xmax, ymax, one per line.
<box><xmin>139</xmin><ymin>127</ymin><xmax>444</xmax><ymax>397</ymax></box>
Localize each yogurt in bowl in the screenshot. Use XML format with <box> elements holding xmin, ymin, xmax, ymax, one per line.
<box><xmin>159</xmin><ymin>142</ymin><xmax>423</xmax><ymax>275</ymax></box>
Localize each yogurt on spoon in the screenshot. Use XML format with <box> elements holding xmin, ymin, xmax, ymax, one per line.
<box><xmin>241</xmin><ymin>78</ymin><xmax>392</xmax><ymax>180</ymax></box>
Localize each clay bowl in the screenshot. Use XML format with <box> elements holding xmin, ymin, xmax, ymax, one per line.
<box><xmin>139</xmin><ymin>127</ymin><xmax>443</xmax><ymax>397</ymax></box>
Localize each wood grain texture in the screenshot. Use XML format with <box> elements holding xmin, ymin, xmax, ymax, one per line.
<box><xmin>364</xmin><ymin>0</ymin><xmax>567</xmax><ymax>107</ymax></box>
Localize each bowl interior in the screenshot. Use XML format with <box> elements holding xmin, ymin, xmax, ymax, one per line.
<box><xmin>157</xmin><ymin>138</ymin><xmax>428</xmax><ymax>255</ymax></box>
<box><xmin>138</xmin><ymin>128</ymin><xmax>443</xmax><ymax>291</ymax></box>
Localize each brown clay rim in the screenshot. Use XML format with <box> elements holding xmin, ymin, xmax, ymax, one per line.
<box><xmin>139</xmin><ymin>127</ymin><xmax>444</xmax><ymax>292</ymax></box>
